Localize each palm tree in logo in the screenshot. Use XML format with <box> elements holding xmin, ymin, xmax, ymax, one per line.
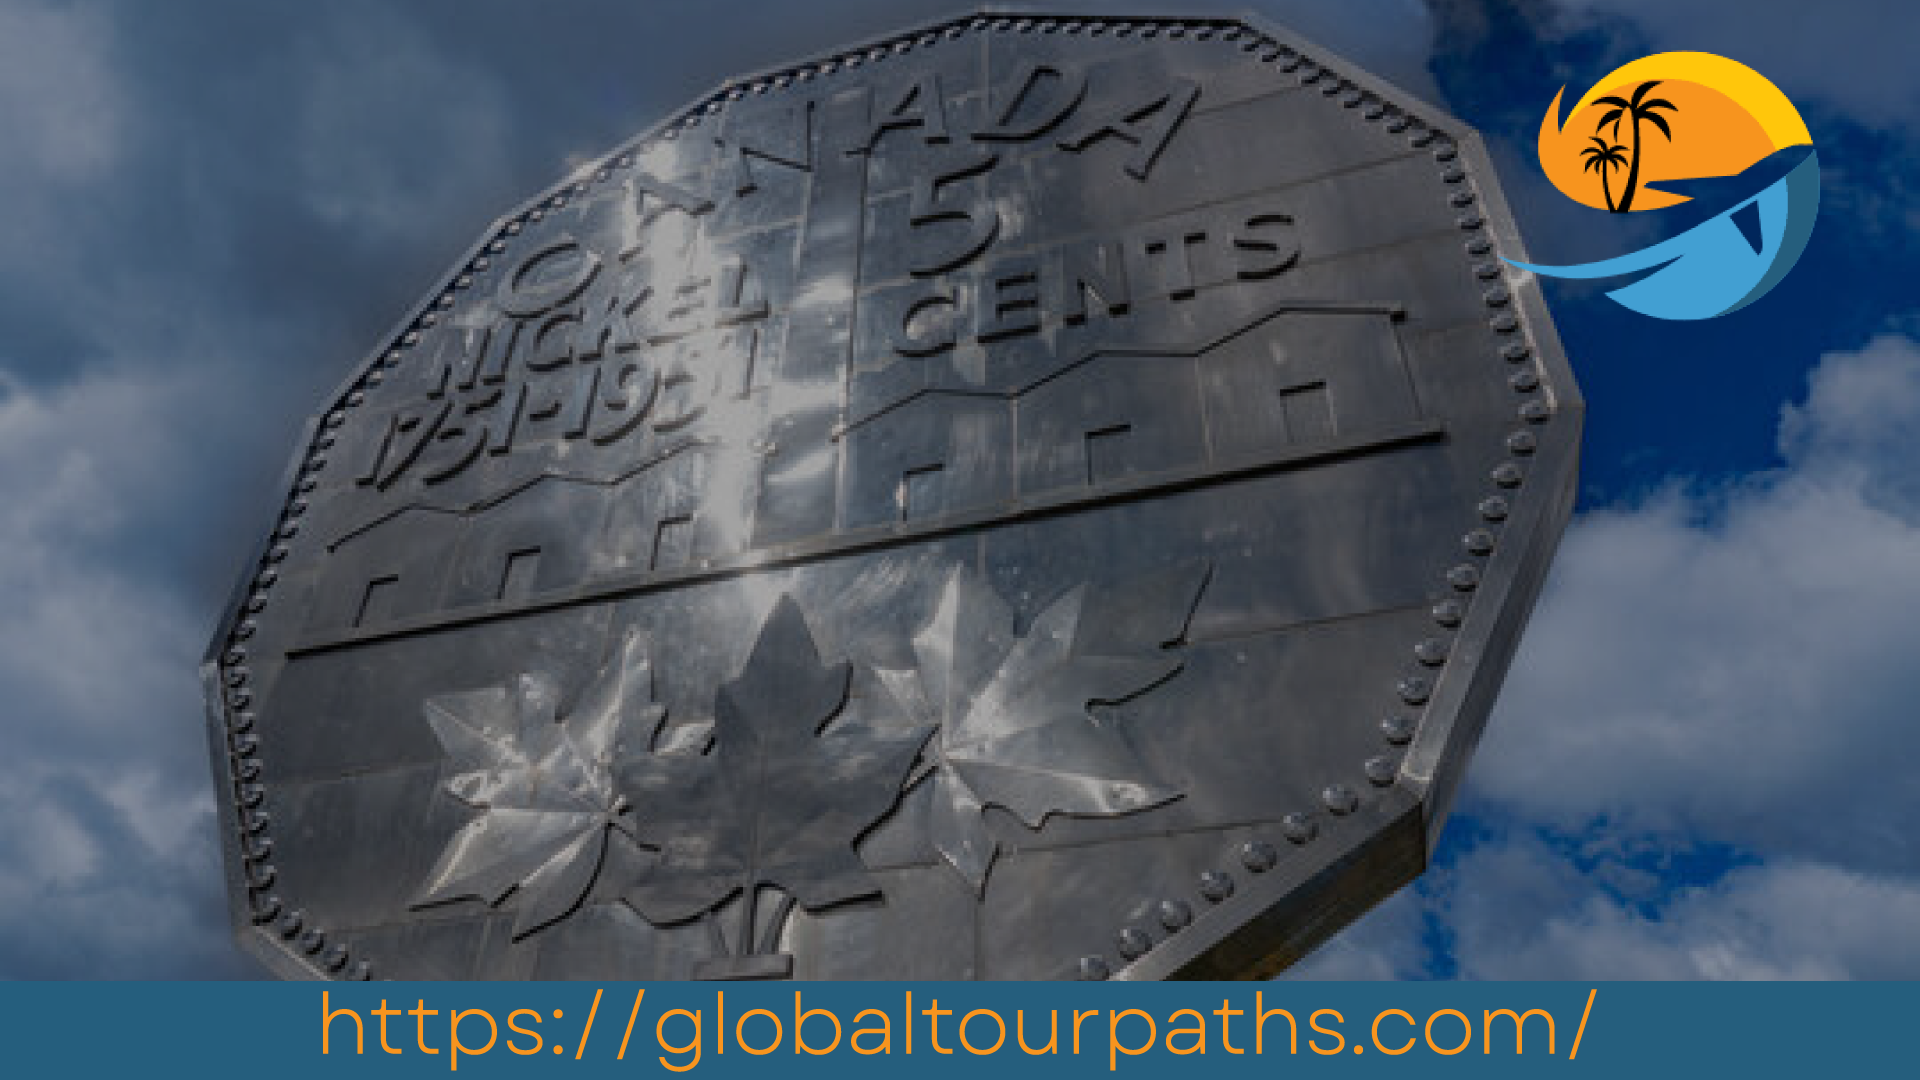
<box><xmin>1593</xmin><ymin>80</ymin><xmax>1678</xmax><ymax>212</ymax></box>
<box><xmin>1580</xmin><ymin>136</ymin><xmax>1630</xmax><ymax>212</ymax></box>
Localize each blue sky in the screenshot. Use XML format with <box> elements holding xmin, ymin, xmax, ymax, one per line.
<box><xmin>0</xmin><ymin>0</ymin><xmax>1914</xmax><ymax>979</ymax></box>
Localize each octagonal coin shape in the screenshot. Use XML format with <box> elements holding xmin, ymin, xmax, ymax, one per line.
<box><xmin>205</xmin><ymin>9</ymin><xmax>1581</xmax><ymax>981</ymax></box>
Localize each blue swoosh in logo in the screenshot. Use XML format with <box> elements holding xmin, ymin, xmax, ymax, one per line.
<box><xmin>1507</xmin><ymin>146</ymin><xmax>1820</xmax><ymax>321</ymax></box>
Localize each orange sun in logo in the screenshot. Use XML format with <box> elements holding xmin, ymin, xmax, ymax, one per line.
<box><xmin>1538</xmin><ymin>52</ymin><xmax>1812</xmax><ymax>213</ymax></box>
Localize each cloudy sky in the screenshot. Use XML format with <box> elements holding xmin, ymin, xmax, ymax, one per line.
<box><xmin>0</xmin><ymin>0</ymin><xmax>1912</xmax><ymax>979</ymax></box>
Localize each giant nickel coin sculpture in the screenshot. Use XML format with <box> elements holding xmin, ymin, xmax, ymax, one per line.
<box><xmin>206</xmin><ymin>11</ymin><xmax>1580</xmax><ymax>980</ymax></box>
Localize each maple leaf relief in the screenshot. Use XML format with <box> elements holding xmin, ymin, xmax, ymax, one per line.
<box><xmin>411</xmin><ymin>628</ymin><xmax>705</xmax><ymax>939</ymax></box>
<box><xmin>620</xmin><ymin>596</ymin><xmax>933</xmax><ymax>930</ymax></box>
<box><xmin>875</xmin><ymin>563</ymin><xmax>1208</xmax><ymax>892</ymax></box>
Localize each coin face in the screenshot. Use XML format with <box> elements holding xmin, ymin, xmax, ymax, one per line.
<box><xmin>207</xmin><ymin>11</ymin><xmax>1580</xmax><ymax>981</ymax></box>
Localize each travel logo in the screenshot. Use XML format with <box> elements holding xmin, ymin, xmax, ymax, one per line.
<box><xmin>1508</xmin><ymin>52</ymin><xmax>1819</xmax><ymax>320</ymax></box>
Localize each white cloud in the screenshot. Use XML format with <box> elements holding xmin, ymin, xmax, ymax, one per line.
<box><xmin>0</xmin><ymin>369</ymin><xmax>201</xmax><ymax>745</ymax></box>
<box><xmin>0</xmin><ymin>1</ymin><xmax>123</xmax><ymax>183</ymax></box>
<box><xmin>0</xmin><ymin>365</ymin><xmax>248</xmax><ymax>977</ymax></box>
<box><xmin>1297</xmin><ymin>333</ymin><xmax>1920</xmax><ymax>980</ymax></box>
<box><xmin>294</xmin><ymin>11</ymin><xmax>513</xmax><ymax>237</ymax></box>
<box><xmin>1476</xmin><ymin>333</ymin><xmax>1920</xmax><ymax>870</ymax></box>
<box><xmin>0</xmin><ymin>0</ymin><xmax>125</xmax><ymax>287</ymax></box>
<box><xmin>1440</xmin><ymin>835</ymin><xmax>1920</xmax><ymax>980</ymax></box>
<box><xmin>1781</xmin><ymin>332</ymin><xmax>1920</xmax><ymax>507</ymax></box>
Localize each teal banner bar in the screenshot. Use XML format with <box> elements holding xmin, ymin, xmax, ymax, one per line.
<box><xmin>2</xmin><ymin>982</ymin><xmax>1907</xmax><ymax>1075</ymax></box>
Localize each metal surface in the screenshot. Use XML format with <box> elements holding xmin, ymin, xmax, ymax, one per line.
<box><xmin>205</xmin><ymin>8</ymin><xmax>1581</xmax><ymax>981</ymax></box>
